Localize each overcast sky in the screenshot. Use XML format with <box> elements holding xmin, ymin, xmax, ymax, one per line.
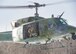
<box><xmin>0</xmin><ymin>0</ymin><xmax>76</xmax><ymax>32</ymax></box>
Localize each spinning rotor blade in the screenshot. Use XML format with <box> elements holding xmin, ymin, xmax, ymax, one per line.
<box><xmin>0</xmin><ymin>5</ymin><xmax>36</xmax><ymax>9</ymax></box>
<box><xmin>45</xmin><ymin>0</ymin><xmax>76</xmax><ymax>6</ymax></box>
<box><xmin>0</xmin><ymin>5</ymin><xmax>45</xmax><ymax>9</ymax></box>
<box><xmin>0</xmin><ymin>6</ymin><xmax>28</xmax><ymax>9</ymax></box>
<box><xmin>0</xmin><ymin>0</ymin><xmax>75</xmax><ymax>9</ymax></box>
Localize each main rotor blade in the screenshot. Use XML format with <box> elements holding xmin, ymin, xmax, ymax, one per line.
<box><xmin>45</xmin><ymin>0</ymin><xmax>76</xmax><ymax>6</ymax></box>
<box><xmin>0</xmin><ymin>0</ymin><xmax>75</xmax><ymax>9</ymax></box>
<box><xmin>0</xmin><ymin>5</ymin><xmax>35</xmax><ymax>9</ymax></box>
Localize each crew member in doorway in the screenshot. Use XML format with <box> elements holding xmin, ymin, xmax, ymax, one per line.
<box><xmin>28</xmin><ymin>26</ymin><xmax>34</xmax><ymax>38</ymax></box>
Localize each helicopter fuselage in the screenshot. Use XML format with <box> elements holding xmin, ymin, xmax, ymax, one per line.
<box><xmin>12</xmin><ymin>16</ymin><xmax>73</xmax><ymax>42</ymax></box>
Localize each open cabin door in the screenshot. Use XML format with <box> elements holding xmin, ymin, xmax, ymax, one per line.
<box><xmin>23</xmin><ymin>22</ymin><xmax>39</xmax><ymax>39</ymax></box>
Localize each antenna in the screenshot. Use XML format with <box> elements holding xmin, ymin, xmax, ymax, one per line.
<box><xmin>59</xmin><ymin>12</ymin><xmax>64</xmax><ymax>18</ymax></box>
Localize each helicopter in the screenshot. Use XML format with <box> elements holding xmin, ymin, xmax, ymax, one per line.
<box><xmin>0</xmin><ymin>1</ymin><xmax>76</xmax><ymax>44</ymax></box>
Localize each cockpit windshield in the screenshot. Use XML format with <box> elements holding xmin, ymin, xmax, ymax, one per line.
<box><xmin>60</xmin><ymin>18</ymin><xmax>67</xmax><ymax>25</ymax></box>
<box><xmin>54</xmin><ymin>18</ymin><xmax>67</xmax><ymax>25</ymax></box>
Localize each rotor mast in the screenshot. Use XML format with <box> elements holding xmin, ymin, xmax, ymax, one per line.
<box><xmin>34</xmin><ymin>3</ymin><xmax>39</xmax><ymax>17</ymax></box>
<box><xmin>33</xmin><ymin>3</ymin><xmax>45</xmax><ymax>17</ymax></box>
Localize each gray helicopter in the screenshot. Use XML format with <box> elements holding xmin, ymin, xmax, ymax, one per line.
<box><xmin>0</xmin><ymin>1</ymin><xmax>76</xmax><ymax>43</ymax></box>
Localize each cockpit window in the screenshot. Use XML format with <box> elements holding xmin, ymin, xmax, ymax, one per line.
<box><xmin>53</xmin><ymin>18</ymin><xmax>67</xmax><ymax>26</ymax></box>
<box><xmin>60</xmin><ymin>18</ymin><xmax>67</xmax><ymax>25</ymax></box>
